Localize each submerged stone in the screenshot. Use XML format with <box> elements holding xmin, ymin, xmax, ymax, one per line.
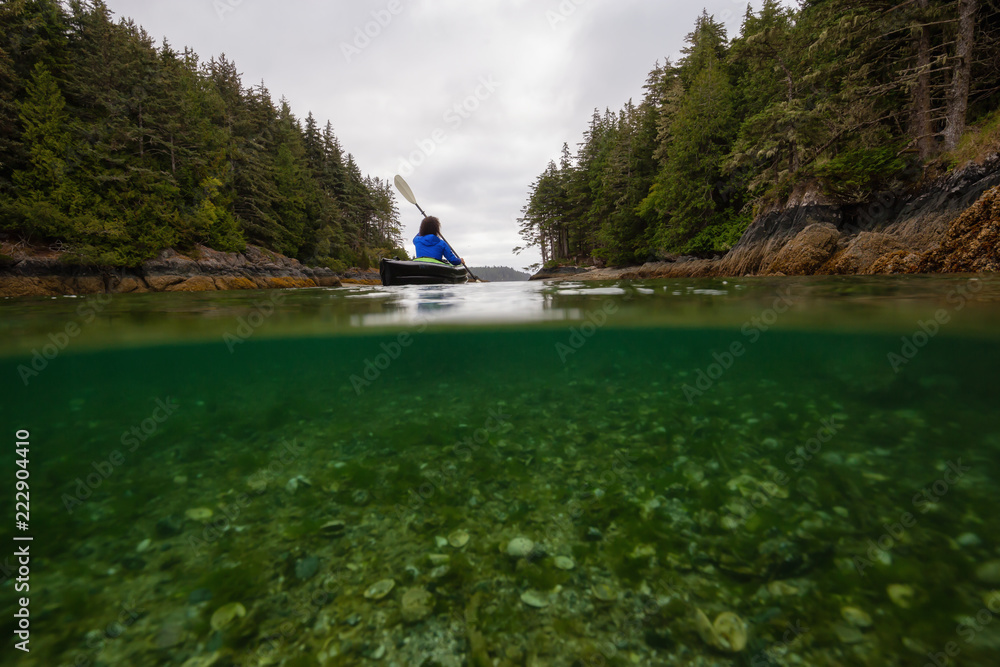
<box><xmin>506</xmin><ymin>537</ymin><xmax>535</xmax><ymax>558</ymax></box>
<box><xmin>185</xmin><ymin>508</ymin><xmax>213</xmax><ymax>522</ymax></box>
<box><xmin>887</xmin><ymin>584</ymin><xmax>916</xmax><ymax>609</ymax></box>
<box><xmin>976</xmin><ymin>560</ymin><xmax>1000</xmax><ymax>584</ymax></box>
<box><xmin>592</xmin><ymin>583</ymin><xmax>617</xmax><ymax>602</ymax></box>
<box><xmin>401</xmin><ymin>587</ymin><xmax>434</xmax><ymax>623</ymax></box>
<box><xmin>841</xmin><ymin>606</ymin><xmax>873</xmax><ymax>628</ymax></box>
<box><xmin>364</xmin><ymin>578</ymin><xmax>395</xmax><ymax>600</ymax></box>
<box><xmin>210</xmin><ymin>602</ymin><xmax>246</xmax><ymax>631</ymax></box>
<box><xmin>448</xmin><ymin>529</ymin><xmax>470</xmax><ymax>548</ymax></box>
<box><xmin>694</xmin><ymin>608</ymin><xmax>748</xmax><ymax>653</ymax></box>
<box><xmin>295</xmin><ymin>556</ymin><xmax>320</xmax><ymax>581</ymax></box>
<box><xmin>553</xmin><ymin>556</ymin><xmax>575</xmax><ymax>570</ymax></box>
<box><xmin>520</xmin><ymin>589</ymin><xmax>550</xmax><ymax>608</ymax></box>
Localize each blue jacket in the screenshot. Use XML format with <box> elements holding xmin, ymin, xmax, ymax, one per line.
<box><xmin>413</xmin><ymin>234</ymin><xmax>461</xmax><ymax>264</ymax></box>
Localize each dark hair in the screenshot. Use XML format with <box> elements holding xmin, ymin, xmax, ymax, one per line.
<box><xmin>418</xmin><ymin>216</ymin><xmax>441</xmax><ymax>237</ymax></box>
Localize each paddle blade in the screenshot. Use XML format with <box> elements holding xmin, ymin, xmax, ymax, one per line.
<box><xmin>393</xmin><ymin>175</ymin><xmax>418</xmax><ymax>206</ymax></box>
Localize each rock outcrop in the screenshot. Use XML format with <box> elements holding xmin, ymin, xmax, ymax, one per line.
<box><xmin>916</xmin><ymin>185</ymin><xmax>1000</xmax><ymax>273</ymax></box>
<box><xmin>765</xmin><ymin>223</ymin><xmax>841</xmax><ymax>275</ymax></box>
<box><xmin>532</xmin><ymin>154</ymin><xmax>1000</xmax><ymax>281</ymax></box>
<box><xmin>0</xmin><ymin>244</ymin><xmax>342</xmax><ymax>298</ymax></box>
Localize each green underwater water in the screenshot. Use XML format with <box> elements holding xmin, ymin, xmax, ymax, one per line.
<box><xmin>2</xmin><ymin>277</ymin><xmax>1000</xmax><ymax>666</ymax></box>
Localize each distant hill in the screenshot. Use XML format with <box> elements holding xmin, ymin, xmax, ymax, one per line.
<box><xmin>469</xmin><ymin>266</ymin><xmax>531</xmax><ymax>282</ymax></box>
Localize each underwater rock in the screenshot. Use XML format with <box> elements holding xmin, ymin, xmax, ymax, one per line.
<box><xmin>185</xmin><ymin>508</ymin><xmax>213</xmax><ymax>522</ymax></box>
<box><xmin>629</xmin><ymin>545</ymin><xmax>656</xmax><ymax>560</ymax></box>
<box><xmin>364</xmin><ymin>578</ymin><xmax>395</xmax><ymax>600</ymax></box>
<box><xmin>427</xmin><ymin>554</ymin><xmax>450</xmax><ymax>565</ymax></box>
<box><xmin>585</xmin><ymin>527</ymin><xmax>603</xmax><ymax>542</ymax></box>
<box><xmin>766</xmin><ymin>581</ymin><xmax>799</xmax><ymax>597</ymax></box>
<box><xmin>210</xmin><ymin>602</ymin><xmax>246</xmax><ymax>631</ymax></box>
<box><xmin>295</xmin><ymin>556</ymin><xmax>320</xmax><ymax>581</ymax></box>
<box><xmin>520</xmin><ymin>589</ymin><xmax>550</xmax><ymax>608</ymax></box>
<box><xmin>247</xmin><ymin>476</ymin><xmax>268</xmax><ymax>493</ymax></box>
<box><xmin>352</xmin><ymin>489</ymin><xmax>370</xmax><ymax>506</ymax></box>
<box><xmin>400</xmin><ymin>587</ymin><xmax>434</xmax><ymax>623</ymax></box>
<box><xmin>834</xmin><ymin>624</ymin><xmax>865</xmax><ymax>644</ymax></box>
<box><xmin>448</xmin><ymin>530</ymin><xmax>470</xmax><ymax>548</ymax></box>
<box><xmin>136</xmin><ymin>538</ymin><xmax>152</xmax><ymax>553</ymax></box>
<box><xmin>506</xmin><ymin>537</ymin><xmax>535</xmax><ymax>558</ymax></box>
<box><xmin>975</xmin><ymin>560</ymin><xmax>1000</xmax><ymax>584</ymax></box>
<box><xmin>553</xmin><ymin>556</ymin><xmax>575</xmax><ymax>571</ymax></box>
<box><xmin>591</xmin><ymin>583</ymin><xmax>618</xmax><ymax>602</ymax></box>
<box><xmin>840</xmin><ymin>606</ymin><xmax>873</xmax><ymax>628</ymax></box>
<box><xmin>154</xmin><ymin>617</ymin><xmax>188</xmax><ymax>649</ymax></box>
<box><xmin>640</xmin><ymin>497</ymin><xmax>662</xmax><ymax>520</ymax></box>
<box><xmin>887</xmin><ymin>584</ymin><xmax>916</xmax><ymax>609</ymax></box>
<box><xmin>683</xmin><ymin>461</ymin><xmax>706</xmax><ymax>484</ymax></box>
<box><xmin>320</xmin><ymin>520</ymin><xmax>346</xmax><ymax>537</ymax></box>
<box><xmin>957</xmin><ymin>532</ymin><xmax>982</xmax><ymax>547</ymax></box>
<box><xmin>694</xmin><ymin>609</ymin><xmax>748</xmax><ymax>653</ymax></box>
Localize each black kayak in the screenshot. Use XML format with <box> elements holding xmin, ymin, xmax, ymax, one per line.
<box><xmin>379</xmin><ymin>258</ymin><xmax>469</xmax><ymax>286</ymax></box>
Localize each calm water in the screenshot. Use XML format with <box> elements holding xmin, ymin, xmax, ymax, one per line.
<box><xmin>2</xmin><ymin>276</ymin><xmax>1000</xmax><ymax>666</ymax></box>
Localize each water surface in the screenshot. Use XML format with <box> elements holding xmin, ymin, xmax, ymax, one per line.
<box><xmin>2</xmin><ymin>276</ymin><xmax>999</xmax><ymax>666</ymax></box>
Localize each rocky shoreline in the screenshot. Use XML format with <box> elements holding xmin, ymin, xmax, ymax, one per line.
<box><xmin>0</xmin><ymin>244</ymin><xmax>356</xmax><ymax>298</ymax></box>
<box><xmin>531</xmin><ymin>155</ymin><xmax>1000</xmax><ymax>281</ymax></box>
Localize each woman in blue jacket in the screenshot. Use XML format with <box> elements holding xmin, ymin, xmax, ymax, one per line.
<box><xmin>414</xmin><ymin>217</ymin><xmax>463</xmax><ymax>265</ymax></box>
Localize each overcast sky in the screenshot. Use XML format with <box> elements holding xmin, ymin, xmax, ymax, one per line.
<box><xmin>101</xmin><ymin>0</ymin><xmax>772</xmax><ymax>270</ymax></box>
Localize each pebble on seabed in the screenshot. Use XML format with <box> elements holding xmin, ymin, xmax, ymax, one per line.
<box><xmin>185</xmin><ymin>508</ymin><xmax>213</xmax><ymax>522</ymax></box>
<box><xmin>448</xmin><ymin>529</ymin><xmax>470</xmax><ymax>548</ymax></box>
<box><xmin>841</xmin><ymin>606</ymin><xmax>873</xmax><ymax>628</ymax></box>
<box><xmin>210</xmin><ymin>602</ymin><xmax>246</xmax><ymax>631</ymax></box>
<box><xmin>553</xmin><ymin>556</ymin><xmax>575</xmax><ymax>570</ymax></box>
<box><xmin>364</xmin><ymin>578</ymin><xmax>395</xmax><ymax>600</ymax></box>
<box><xmin>887</xmin><ymin>584</ymin><xmax>916</xmax><ymax>609</ymax></box>
<box><xmin>506</xmin><ymin>537</ymin><xmax>535</xmax><ymax>558</ymax></box>
<box><xmin>520</xmin><ymin>589</ymin><xmax>550</xmax><ymax>608</ymax></box>
<box><xmin>975</xmin><ymin>560</ymin><xmax>1000</xmax><ymax>584</ymax></box>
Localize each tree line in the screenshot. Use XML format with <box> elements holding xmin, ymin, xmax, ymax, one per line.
<box><xmin>516</xmin><ymin>0</ymin><xmax>1000</xmax><ymax>269</ymax></box>
<box><xmin>0</xmin><ymin>0</ymin><xmax>404</xmax><ymax>268</ymax></box>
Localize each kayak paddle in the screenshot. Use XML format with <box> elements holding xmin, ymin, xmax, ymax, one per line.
<box><xmin>393</xmin><ymin>174</ymin><xmax>483</xmax><ymax>283</ymax></box>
